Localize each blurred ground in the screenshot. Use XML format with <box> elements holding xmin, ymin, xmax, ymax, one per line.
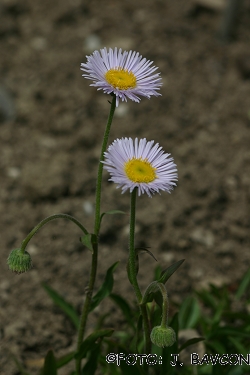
<box><xmin>0</xmin><ymin>0</ymin><xmax>250</xmax><ymax>374</ymax></box>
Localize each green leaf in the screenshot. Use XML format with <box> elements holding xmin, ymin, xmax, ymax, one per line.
<box><xmin>135</xmin><ymin>247</ymin><xmax>157</xmax><ymax>262</ymax></box>
<box><xmin>195</xmin><ymin>289</ymin><xmax>218</xmax><ymax>311</ymax></box>
<box><xmin>154</xmin><ymin>265</ymin><xmax>162</xmax><ymax>280</ymax></box>
<box><xmin>158</xmin><ymin>259</ymin><xmax>185</xmax><ymax>284</ymax></box>
<box><xmin>179</xmin><ymin>337</ymin><xmax>205</xmax><ymax>353</ymax></box>
<box><xmin>81</xmin><ymin>343</ymin><xmax>100</xmax><ymax>375</ymax></box>
<box><xmin>178</xmin><ymin>296</ymin><xmax>201</xmax><ymax>329</ymax></box>
<box><xmin>90</xmin><ymin>261</ymin><xmax>119</xmax><ymax>311</ymax></box>
<box><xmin>141</xmin><ymin>281</ymin><xmax>159</xmax><ymax>305</ymax></box>
<box><xmin>12</xmin><ymin>356</ymin><xmax>31</xmax><ymax>375</ymax></box>
<box><xmin>56</xmin><ymin>351</ymin><xmax>75</xmax><ymax>369</ymax></box>
<box><xmin>109</xmin><ymin>293</ymin><xmax>135</xmax><ymax>328</ymax></box>
<box><xmin>42</xmin><ymin>350</ymin><xmax>57</xmax><ymax>375</ymax></box>
<box><xmin>141</xmin><ymin>282</ymin><xmax>167</xmax><ymax>310</ymax></box>
<box><xmin>206</xmin><ymin>340</ymin><xmax>227</xmax><ymax>354</ymax></box>
<box><xmin>211</xmin><ymin>300</ymin><xmax>226</xmax><ymax>326</ymax></box>
<box><xmin>120</xmin><ymin>360</ymin><xmax>145</xmax><ymax>375</ymax></box>
<box><xmin>80</xmin><ymin>233</ymin><xmax>97</xmax><ymax>253</ymax></box>
<box><xmin>236</xmin><ymin>267</ymin><xmax>250</xmax><ymax>299</ymax></box>
<box><xmin>209</xmin><ymin>326</ymin><xmax>250</xmax><ymax>339</ymax></box>
<box><xmin>42</xmin><ymin>283</ymin><xmax>79</xmax><ymax>329</ymax></box>
<box><xmin>130</xmin><ymin>314</ymin><xmax>143</xmax><ymax>353</ymax></box>
<box><xmin>75</xmin><ymin>329</ymin><xmax>114</xmax><ymax>360</ymax></box>
<box><xmin>228</xmin><ymin>336</ymin><xmax>249</xmax><ymax>356</ymax></box>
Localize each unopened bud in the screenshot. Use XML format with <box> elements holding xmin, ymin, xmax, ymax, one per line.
<box><xmin>150</xmin><ymin>325</ymin><xmax>176</xmax><ymax>348</ymax></box>
<box><xmin>7</xmin><ymin>248</ymin><xmax>32</xmax><ymax>274</ymax></box>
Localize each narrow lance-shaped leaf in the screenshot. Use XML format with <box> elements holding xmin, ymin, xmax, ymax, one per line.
<box><xmin>179</xmin><ymin>337</ymin><xmax>205</xmax><ymax>353</ymax></box>
<box><xmin>56</xmin><ymin>351</ymin><xmax>75</xmax><ymax>369</ymax></box>
<box><xmin>42</xmin><ymin>283</ymin><xmax>79</xmax><ymax>329</ymax></box>
<box><xmin>109</xmin><ymin>293</ymin><xmax>135</xmax><ymax>328</ymax></box>
<box><xmin>158</xmin><ymin>259</ymin><xmax>185</xmax><ymax>284</ymax></box>
<box><xmin>81</xmin><ymin>343</ymin><xmax>101</xmax><ymax>375</ymax></box>
<box><xmin>42</xmin><ymin>350</ymin><xmax>57</xmax><ymax>375</ymax></box>
<box><xmin>90</xmin><ymin>261</ymin><xmax>119</xmax><ymax>311</ymax></box>
<box><xmin>12</xmin><ymin>356</ymin><xmax>31</xmax><ymax>375</ymax></box>
<box><xmin>80</xmin><ymin>233</ymin><xmax>97</xmax><ymax>253</ymax></box>
<box><xmin>134</xmin><ymin>247</ymin><xmax>157</xmax><ymax>277</ymax></box>
<box><xmin>236</xmin><ymin>267</ymin><xmax>250</xmax><ymax>299</ymax></box>
<box><xmin>75</xmin><ymin>329</ymin><xmax>114</xmax><ymax>360</ymax></box>
<box><xmin>178</xmin><ymin>296</ymin><xmax>201</xmax><ymax>329</ymax></box>
<box><xmin>141</xmin><ymin>281</ymin><xmax>162</xmax><ymax>305</ymax></box>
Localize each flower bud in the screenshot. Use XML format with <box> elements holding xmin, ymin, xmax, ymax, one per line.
<box><xmin>7</xmin><ymin>248</ymin><xmax>32</xmax><ymax>274</ymax></box>
<box><xmin>150</xmin><ymin>325</ymin><xmax>176</xmax><ymax>348</ymax></box>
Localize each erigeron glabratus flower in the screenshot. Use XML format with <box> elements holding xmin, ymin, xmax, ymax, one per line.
<box><xmin>80</xmin><ymin>48</ymin><xmax>162</xmax><ymax>107</ymax></box>
<box><xmin>103</xmin><ymin>138</ymin><xmax>178</xmax><ymax>197</ymax></box>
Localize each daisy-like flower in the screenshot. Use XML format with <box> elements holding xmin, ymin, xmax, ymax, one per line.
<box><xmin>80</xmin><ymin>47</ymin><xmax>162</xmax><ymax>107</ymax></box>
<box><xmin>103</xmin><ymin>138</ymin><xmax>178</xmax><ymax>197</ymax></box>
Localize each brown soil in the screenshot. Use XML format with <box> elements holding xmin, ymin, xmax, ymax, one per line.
<box><xmin>1</xmin><ymin>0</ymin><xmax>250</xmax><ymax>374</ymax></box>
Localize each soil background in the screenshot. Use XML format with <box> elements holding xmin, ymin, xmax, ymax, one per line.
<box><xmin>1</xmin><ymin>0</ymin><xmax>250</xmax><ymax>374</ymax></box>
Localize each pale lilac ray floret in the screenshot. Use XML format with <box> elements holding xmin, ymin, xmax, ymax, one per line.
<box><xmin>103</xmin><ymin>137</ymin><xmax>178</xmax><ymax>197</ymax></box>
<box><xmin>80</xmin><ymin>47</ymin><xmax>162</xmax><ymax>107</ymax></box>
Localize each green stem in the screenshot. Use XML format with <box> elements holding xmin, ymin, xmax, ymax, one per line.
<box><xmin>20</xmin><ymin>214</ymin><xmax>88</xmax><ymax>253</ymax></box>
<box><xmin>94</xmin><ymin>94</ymin><xmax>116</xmax><ymax>236</ymax></box>
<box><xmin>157</xmin><ymin>283</ymin><xmax>169</xmax><ymax>328</ymax></box>
<box><xmin>75</xmin><ymin>242</ymin><xmax>98</xmax><ymax>375</ymax></box>
<box><xmin>75</xmin><ymin>95</ymin><xmax>116</xmax><ymax>375</ymax></box>
<box><xmin>128</xmin><ymin>188</ymin><xmax>151</xmax><ymax>356</ymax></box>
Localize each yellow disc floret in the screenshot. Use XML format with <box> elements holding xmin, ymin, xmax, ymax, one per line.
<box><xmin>105</xmin><ymin>68</ymin><xmax>137</xmax><ymax>90</ymax></box>
<box><xmin>124</xmin><ymin>158</ymin><xmax>157</xmax><ymax>183</ymax></box>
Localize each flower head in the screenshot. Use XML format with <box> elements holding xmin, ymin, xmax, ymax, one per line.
<box><xmin>150</xmin><ymin>325</ymin><xmax>176</xmax><ymax>348</ymax></box>
<box><xmin>81</xmin><ymin>48</ymin><xmax>162</xmax><ymax>106</ymax></box>
<box><xmin>7</xmin><ymin>248</ymin><xmax>32</xmax><ymax>274</ymax></box>
<box><xmin>103</xmin><ymin>137</ymin><xmax>178</xmax><ymax>197</ymax></box>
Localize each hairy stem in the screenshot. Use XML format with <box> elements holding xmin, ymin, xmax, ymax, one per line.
<box><xmin>20</xmin><ymin>214</ymin><xmax>88</xmax><ymax>253</ymax></box>
<box><xmin>128</xmin><ymin>188</ymin><xmax>151</xmax><ymax>356</ymax></box>
<box><xmin>75</xmin><ymin>95</ymin><xmax>116</xmax><ymax>374</ymax></box>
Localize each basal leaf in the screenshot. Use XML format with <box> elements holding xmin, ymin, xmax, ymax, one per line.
<box><xmin>42</xmin><ymin>350</ymin><xmax>57</xmax><ymax>375</ymax></box>
<box><xmin>206</xmin><ymin>340</ymin><xmax>227</xmax><ymax>354</ymax></box>
<box><xmin>90</xmin><ymin>262</ymin><xmax>119</xmax><ymax>311</ymax></box>
<box><xmin>42</xmin><ymin>283</ymin><xmax>79</xmax><ymax>329</ymax></box>
<box><xmin>228</xmin><ymin>336</ymin><xmax>248</xmax><ymax>356</ymax></box>
<box><xmin>179</xmin><ymin>337</ymin><xmax>205</xmax><ymax>353</ymax></box>
<box><xmin>56</xmin><ymin>351</ymin><xmax>75</xmax><ymax>369</ymax></box>
<box><xmin>81</xmin><ymin>343</ymin><xmax>100</xmax><ymax>375</ymax></box>
<box><xmin>75</xmin><ymin>329</ymin><xmax>114</xmax><ymax>360</ymax></box>
<box><xmin>109</xmin><ymin>293</ymin><xmax>135</xmax><ymax>328</ymax></box>
<box><xmin>208</xmin><ymin>326</ymin><xmax>250</xmax><ymax>340</ymax></box>
<box><xmin>236</xmin><ymin>267</ymin><xmax>250</xmax><ymax>299</ymax></box>
<box><xmin>12</xmin><ymin>356</ymin><xmax>31</xmax><ymax>375</ymax></box>
<box><xmin>178</xmin><ymin>296</ymin><xmax>201</xmax><ymax>329</ymax></box>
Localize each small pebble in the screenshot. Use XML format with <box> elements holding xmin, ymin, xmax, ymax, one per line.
<box><xmin>7</xmin><ymin>167</ymin><xmax>21</xmax><ymax>179</ymax></box>
<box><xmin>190</xmin><ymin>228</ymin><xmax>215</xmax><ymax>248</ymax></box>
<box><xmin>82</xmin><ymin>201</ymin><xmax>94</xmax><ymax>215</ymax></box>
<box><xmin>84</xmin><ymin>34</ymin><xmax>101</xmax><ymax>53</ymax></box>
<box><xmin>115</xmin><ymin>103</ymin><xmax>129</xmax><ymax>118</ymax></box>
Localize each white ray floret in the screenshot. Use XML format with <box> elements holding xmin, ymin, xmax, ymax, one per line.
<box><xmin>103</xmin><ymin>138</ymin><xmax>178</xmax><ymax>197</ymax></box>
<box><xmin>81</xmin><ymin>48</ymin><xmax>162</xmax><ymax>106</ymax></box>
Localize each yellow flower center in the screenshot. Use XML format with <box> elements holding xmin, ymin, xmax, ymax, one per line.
<box><xmin>124</xmin><ymin>158</ymin><xmax>157</xmax><ymax>183</ymax></box>
<box><xmin>105</xmin><ymin>68</ymin><xmax>137</xmax><ymax>90</ymax></box>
